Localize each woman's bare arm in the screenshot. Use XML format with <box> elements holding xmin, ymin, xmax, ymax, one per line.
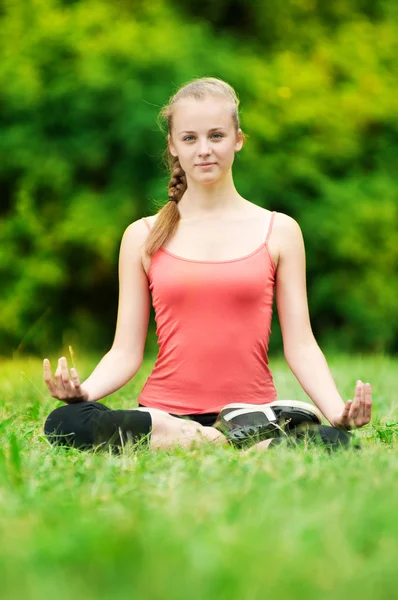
<box><xmin>44</xmin><ymin>219</ymin><xmax>151</xmax><ymax>403</ymax></box>
<box><xmin>274</xmin><ymin>214</ymin><xmax>371</xmax><ymax>428</ymax></box>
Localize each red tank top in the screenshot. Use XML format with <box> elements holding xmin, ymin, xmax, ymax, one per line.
<box><xmin>137</xmin><ymin>212</ymin><xmax>277</xmax><ymax>414</ymax></box>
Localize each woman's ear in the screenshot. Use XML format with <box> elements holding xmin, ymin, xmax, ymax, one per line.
<box><xmin>168</xmin><ymin>134</ymin><xmax>177</xmax><ymax>157</ymax></box>
<box><xmin>234</xmin><ymin>129</ymin><xmax>244</xmax><ymax>153</ymax></box>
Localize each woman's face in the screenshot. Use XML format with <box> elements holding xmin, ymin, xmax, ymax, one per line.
<box><xmin>168</xmin><ymin>96</ymin><xmax>244</xmax><ymax>186</ymax></box>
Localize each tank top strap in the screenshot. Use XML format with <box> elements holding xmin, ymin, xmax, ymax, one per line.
<box><xmin>144</xmin><ymin>214</ymin><xmax>275</xmax><ymax>243</ymax></box>
<box><xmin>263</xmin><ymin>211</ymin><xmax>276</xmax><ymax>244</ymax></box>
<box><xmin>142</xmin><ymin>217</ymin><xmax>151</xmax><ymax>231</ymax></box>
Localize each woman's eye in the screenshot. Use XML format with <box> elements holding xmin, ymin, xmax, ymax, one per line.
<box><xmin>182</xmin><ymin>133</ymin><xmax>223</xmax><ymax>142</ymax></box>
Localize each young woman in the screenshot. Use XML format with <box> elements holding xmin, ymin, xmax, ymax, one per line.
<box><xmin>43</xmin><ymin>77</ymin><xmax>372</xmax><ymax>453</ymax></box>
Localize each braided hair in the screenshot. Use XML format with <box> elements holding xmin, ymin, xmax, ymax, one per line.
<box><xmin>168</xmin><ymin>156</ymin><xmax>187</xmax><ymax>203</ymax></box>
<box><xmin>145</xmin><ymin>77</ymin><xmax>244</xmax><ymax>258</ymax></box>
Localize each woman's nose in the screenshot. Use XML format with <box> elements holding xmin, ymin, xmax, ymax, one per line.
<box><xmin>198</xmin><ymin>139</ymin><xmax>211</xmax><ymax>156</ymax></box>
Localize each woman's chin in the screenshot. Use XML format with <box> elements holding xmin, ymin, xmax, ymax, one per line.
<box><xmin>193</xmin><ymin>174</ymin><xmax>224</xmax><ymax>186</ymax></box>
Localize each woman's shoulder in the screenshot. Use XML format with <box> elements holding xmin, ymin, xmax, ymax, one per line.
<box><xmin>273</xmin><ymin>211</ymin><xmax>302</xmax><ymax>236</ymax></box>
<box><xmin>143</xmin><ymin>214</ymin><xmax>158</xmax><ymax>229</ymax></box>
<box><xmin>124</xmin><ymin>215</ymin><xmax>158</xmax><ymax>235</ymax></box>
<box><xmin>267</xmin><ymin>212</ymin><xmax>303</xmax><ymax>269</ymax></box>
<box><xmin>120</xmin><ymin>216</ymin><xmax>156</xmax><ymax>251</ymax></box>
<box><xmin>242</xmin><ymin>204</ymin><xmax>300</xmax><ymax>233</ymax></box>
<box><xmin>272</xmin><ymin>210</ymin><xmax>298</xmax><ymax>225</ymax></box>
<box><xmin>271</xmin><ymin>212</ymin><xmax>305</xmax><ymax>266</ymax></box>
<box><xmin>132</xmin><ymin>214</ymin><xmax>159</xmax><ymax>234</ymax></box>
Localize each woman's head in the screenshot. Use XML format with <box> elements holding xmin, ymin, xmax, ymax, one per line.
<box><xmin>163</xmin><ymin>78</ymin><xmax>244</xmax><ymax>199</ymax></box>
<box><xmin>167</xmin><ymin>95</ymin><xmax>243</xmax><ymax>192</ymax></box>
<box><xmin>145</xmin><ymin>77</ymin><xmax>245</xmax><ymax>257</ymax></box>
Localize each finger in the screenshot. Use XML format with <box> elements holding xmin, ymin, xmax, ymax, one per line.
<box><xmin>60</xmin><ymin>356</ymin><xmax>70</xmax><ymax>386</ymax></box>
<box><xmin>339</xmin><ymin>400</ymin><xmax>352</xmax><ymax>427</ymax></box>
<box><xmin>43</xmin><ymin>359</ymin><xmax>57</xmax><ymax>396</ymax></box>
<box><xmin>341</xmin><ymin>400</ymin><xmax>352</xmax><ymax>422</ymax></box>
<box><xmin>60</xmin><ymin>356</ymin><xmax>80</xmax><ymax>398</ymax></box>
<box><xmin>358</xmin><ymin>381</ymin><xmax>372</xmax><ymax>426</ymax></box>
<box><xmin>363</xmin><ymin>382</ymin><xmax>372</xmax><ymax>425</ymax></box>
<box><xmin>70</xmin><ymin>368</ymin><xmax>84</xmax><ymax>397</ymax></box>
<box><xmin>350</xmin><ymin>380</ymin><xmax>362</xmax><ymax>420</ymax></box>
<box><xmin>336</xmin><ymin>400</ymin><xmax>352</xmax><ymax>428</ymax></box>
<box><xmin>54</xmin><ymin>358</ymin><xmax>67</xmax><ymax>395</ymax></box>
<box><xmin>356</xmin><ymin>382</ymin><xmax>367</xmax><ymax>425</ymax></box>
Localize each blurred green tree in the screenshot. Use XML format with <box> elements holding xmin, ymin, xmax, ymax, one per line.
<box><xmin>0</xmin><ymin>0</ymin><xmax>396</xmax><ymax>356</ymax></box>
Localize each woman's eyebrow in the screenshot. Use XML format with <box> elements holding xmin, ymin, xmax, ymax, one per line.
<box><xmin>178</xmin><ymin>127</ymin><xmax>227</xmax><ymax>135</ymax></box>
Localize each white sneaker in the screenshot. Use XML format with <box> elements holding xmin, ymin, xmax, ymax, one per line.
<box><xmin>214</xmin><ymin>400</ymin><xmax>323</xmax><ymax>449</ymax></box>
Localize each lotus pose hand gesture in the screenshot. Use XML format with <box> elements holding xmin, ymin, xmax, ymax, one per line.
<box><xmin>333</xmin><ymin>380</ymin><xmax>372</xmax><ymax>429</ymax></box>
<box><xmin>43</xmin><ymin>356</ymin><xmax>89</xmax><ymax>403</ymax></box>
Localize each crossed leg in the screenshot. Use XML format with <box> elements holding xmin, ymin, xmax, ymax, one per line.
<box><xmin>44</xmin><ymin>402</ymin><xmax>275</xmax><ymax>452</ymax></box>
<box><xmin>136</xmin><ymin>407</ymin><xmax>274</xmax><ymax>452</ymax></box>
<box><xmin>135</xmin><ymin>407</ymin><xmax>228</xmax><ymax>449</ymax></box>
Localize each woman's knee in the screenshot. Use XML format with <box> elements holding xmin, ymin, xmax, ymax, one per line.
<box><xmin>44</xmin><ymin>402</ymin><xmax>153</xmax><ymax>451</ymax></box>
<box><xmin>44</xmin><ymin>401</ymin><xmax>104</xmax><ymax>449</ymax></box>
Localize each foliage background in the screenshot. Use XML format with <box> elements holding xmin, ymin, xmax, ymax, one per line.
<box><xmin>0</xmin><ymin>0</ymin><xmax>397</xmax><ymax>358</ymax></box>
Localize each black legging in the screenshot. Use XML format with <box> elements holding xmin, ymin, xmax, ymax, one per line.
<box><xmin>44</xmin><ymin>401</ymin><xmax>219</xmax><ymax>451</ymax></box>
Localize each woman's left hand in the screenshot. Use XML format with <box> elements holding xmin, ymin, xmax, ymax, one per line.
<box><xmin>333</xmin><ymin>380</ymin><xmax>372</xmax><ymax>429</ymax></box>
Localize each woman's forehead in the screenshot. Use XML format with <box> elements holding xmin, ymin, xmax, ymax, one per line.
<box><xmin>172</xmin><ymin>97</ymin><xmax>234</xmax><ymax>132</ymax></box>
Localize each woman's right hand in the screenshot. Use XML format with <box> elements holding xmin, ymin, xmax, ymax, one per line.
<box><xmin>43</xmin><ymin>357</ymin><xmax>89</xmax><ymax>403</ymax></box>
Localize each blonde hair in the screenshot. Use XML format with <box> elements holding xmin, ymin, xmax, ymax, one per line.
<box><xmin>145</xmin><ymin>77</ymin><xmax>245</xmax><ymax>257</ymax></box>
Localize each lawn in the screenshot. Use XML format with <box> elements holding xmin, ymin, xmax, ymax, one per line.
<box><xmin>0</xmin><ymin>353</ymin><xmax>397</xmax><ymax>600</ymax></box>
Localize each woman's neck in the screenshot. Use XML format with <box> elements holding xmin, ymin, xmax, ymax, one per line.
<box><xmin>178</xmin><ymin>181</ymin><xmax>246</xmax><ymax>218</ymax></box>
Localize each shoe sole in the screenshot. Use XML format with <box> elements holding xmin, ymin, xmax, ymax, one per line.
<box><xmin>219</xmin><ymin>400</ymin><xmax>322</xmax><ymax>424</ymax></box>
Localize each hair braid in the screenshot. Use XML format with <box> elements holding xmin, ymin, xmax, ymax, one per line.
<box><xmin>168</xmin><ymin>156</ymin><xmax>187</xmax><ymax>202</ymax></box>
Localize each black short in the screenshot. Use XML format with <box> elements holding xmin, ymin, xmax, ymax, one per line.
<box><xmin>140</xmin><ymin>405</ymin><xmax>219</xmax><ymax>428</ymax></box>
<box><xmin>44</xmin><ymin>401</ymin><xmax>219</xmax><ymax>451</ymax></box>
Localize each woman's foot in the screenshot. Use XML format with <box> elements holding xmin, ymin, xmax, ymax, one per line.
<box><xmin>268</xmin><ymin>424</ymin><xmax>360</xmax><ymax>452</ymax></box>
<box><xmin>214</xmin><ymin>400</ymin><xmax>322</xmax><ymax>449</ymax></box>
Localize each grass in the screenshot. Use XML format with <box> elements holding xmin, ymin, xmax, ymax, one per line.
<box><xmin>0</xmin><ymin>352</ymin><xmax>397</xmax><ymax>600</ymax></box>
